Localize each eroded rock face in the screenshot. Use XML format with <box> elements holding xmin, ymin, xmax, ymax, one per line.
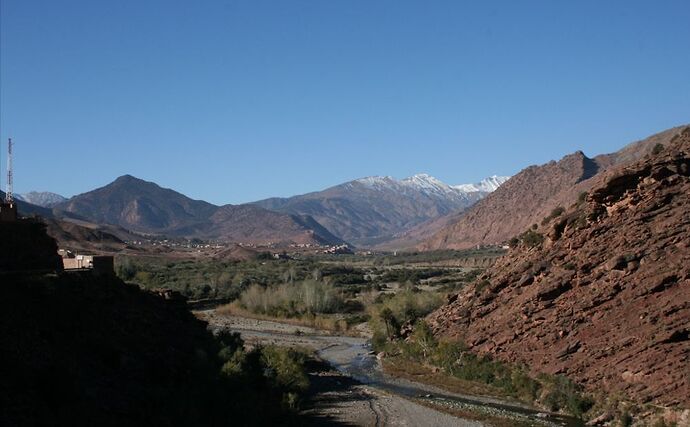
<box><xmin>428</xmin><ymin>127</ymin><xmax>690</xmax><ymax>407</ymax></box>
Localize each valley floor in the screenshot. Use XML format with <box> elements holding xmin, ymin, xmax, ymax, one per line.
<box><xmin>198</xmin><ymin>311</ymin><xmax>577</xmax><ymax>427</ymax></box>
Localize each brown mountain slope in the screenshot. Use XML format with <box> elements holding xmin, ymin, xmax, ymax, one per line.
<box><xmin>53</xmin><ymin>175</ymin><xmax>343</xmax><ymax>246</ymax></box>
<box><xmin>176</xmin><ymin>204</ymin><xmax>344</xmax><ymax>246</ymax></box>
<box><xmin>43</xmin><ymin>218</ymin><xmax>130</xmax><ymax>253</ymax></box>
<box><xmin>420</xmin><ymin>126</ymin><xmax>686</xmax><ymax>250</ymax></box>
<box><xmin>427</xmin><ymin>126</ymin><xmax>690</xmax><ymax>407</ymax></box>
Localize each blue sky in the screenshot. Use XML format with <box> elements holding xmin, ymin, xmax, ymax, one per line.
<box><xmin>1</xmin><ymin>1</ymin><xmax>688</xmax><ymax>204</ymax></box>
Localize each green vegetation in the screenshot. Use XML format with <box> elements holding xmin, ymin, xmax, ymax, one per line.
<box><xmin>538</xmin><ymin>374</ymin><xmax>594</xmax><ymax>417</ymax></box>
<box><xmin>115</xmin><ymin>256</ymin><xmax>375</xmax><ymax>300</ymax></box>
<box><xmin>509</xmin><ymin>229</ymin><xmax>545</xmax><ymax>249</ymax></box>
<box><xmin>375</xmin><ymin>319</ymin><xmax>593</xmax><ymax>418</ymax></box>
<box><xmin>651</xmin><ymin>142</ymin><xmax>665</xmax><ymax>155</ymax></box>
<box><xmin>215</xmin><ymin>331</ymin><xmax>310</xmax><ymax>412</ymax></box>
<box><xmin>239</xmin><ymin>280</ymin><xmax>343</xmax><ymax>317</ymax></box>
<box><xmin>368</xmin><ymin>289</ymin><xmax>444</xmax><ymax>347</ymax></box>
<box><xmin>116</xmin><ymin>251</ymin><xmax>486</xmax><ymax>304</ymax></box>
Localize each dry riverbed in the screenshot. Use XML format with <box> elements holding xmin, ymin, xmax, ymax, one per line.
<box><xmin>197</xmin><ymin>311</ymin><xmax>579</xmax><ymax>427</ymax></box>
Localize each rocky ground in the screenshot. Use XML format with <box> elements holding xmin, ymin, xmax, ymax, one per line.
<box><xmin>428</xmin><ymin>127</ymin><xmax>690</xmax><ymax>408</ymax></box>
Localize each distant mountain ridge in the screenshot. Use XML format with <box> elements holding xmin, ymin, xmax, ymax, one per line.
<box><xmin>16</xmin><ymin>191</ymin><xmax>67</xmax><ymax>208</ymax></box>
<box><xmin>52</xmin><ymin>175</ymin><xmax>343</xmax><ymax>246</ymax></box>
<box><xmin>253</xmin><ymin>174</ymin><xmax>509</xmax><ymax>246</ymax></box>
<box><xmin>46</xmin><ymin>173</ymin><xmax>507</xmax><ymax>248</ymax></box>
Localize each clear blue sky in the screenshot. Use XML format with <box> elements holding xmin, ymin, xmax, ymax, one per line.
<box><xmin>1</xmin><ymin>1</ymin><xmax>688</xmax><ymax>204</ymax></box>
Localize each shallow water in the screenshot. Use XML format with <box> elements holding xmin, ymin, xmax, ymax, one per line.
<box><xmin>317</xmin><ymin>340</ymin><xmax>584</xmax><ymax>427</ymax></box>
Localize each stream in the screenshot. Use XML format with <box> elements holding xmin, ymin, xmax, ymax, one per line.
<box><xmin>201</xmin><ymin>313</ymin><xmax>584</xmax><ymax>427</ymax></box>
<box><xmin>316</xmin><ymin>340</ymin><xmax>583</xmax><ymax>427</ymax></box>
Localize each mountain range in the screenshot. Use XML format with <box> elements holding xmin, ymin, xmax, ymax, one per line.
<box><xmin>10</xmin><ymin>124</ymin><xmax>687</xmax><ymax>251</ymax></box>
<box><xmin>253</xmin><ymin>174</ymin><xmax>509</xmax><ymax>246</ymax></box>
<box><xmin>51</xmin><ymin>175</ymin><xmax>344</xmax><ymax>246</ymax></box>
<box><xmin>8</xmin><ymin>173</ymin><xmax>506</xmax><ymax>248</ymax></box>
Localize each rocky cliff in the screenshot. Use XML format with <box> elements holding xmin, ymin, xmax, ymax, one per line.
<box><xmin>428</xmin><ymin>126</ymin><xmax>690</xmax><ymax>407</ymax></box>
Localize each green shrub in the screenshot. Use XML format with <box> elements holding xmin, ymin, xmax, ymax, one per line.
<box><xmin>651</xmin><ymin>143</ymin><xmax>664</xmax><ymax>155</ymax></box>
<box><xmin>539</xmin><ymin>374</ymin><xmax>593</xmax><ymax>417</ymax></box>
<box><xmin>521</xmin><ymin>230</ymin><xmax>545</xmax><ymax>248</ymax></box>
<box><xmin>542</xmin><ymin>206</ymin><xmax>566</xmax><ymax>225</ymax></box>
<box><xmin>369</xmin><ymin>291</ymin><xmax>443</xmax><ymax>345</ymax></box>
<box><xmin>379</xmin><ymin>320</ymin><xmax>593</xmax><ymax>418</ymax></box>
<box><xmin>260</xmin><ymin>345</ymin><xmax>310</xmax><ymax>394</ymax></box>
<box><xmin>239</xmin><ymin>280</ymin><xmax>343</xmax><ymax>317</ymax></box>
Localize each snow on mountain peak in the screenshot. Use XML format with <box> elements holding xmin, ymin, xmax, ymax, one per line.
<box><xmin>453</xmin><ymin>175</ymin><xmax>510</xmax><ymax>193</ymax></box>
<box><xmin>16</xmin><ymin>191</ymin><xmax>67</xmax><ymax>208</ymax></box>
<box><xmin>352</xmin><ymin>174</ymin><xmax>509</xmax><ymax>196</ymax></box>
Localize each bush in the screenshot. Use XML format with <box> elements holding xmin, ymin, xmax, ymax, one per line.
<box><xmin>542</xmin><ymin>206</ymin><xmax>566</xmax><ymax>225</ymax></box>
<box><xmin>539</xmin><ymin>374</ymin><xmax>593</xmax><ymax>417</ymax></box>
<box><xmin>239</xmin><ymin>280</ymin><xmax>343</xmax><ymax>317</ymax></box>
<box><xmin>260</xmin><ymin>346</ymin><xmax>310</xmax><ymax>395</ymax></box>
<box><xmin>369</xmin><ymin>291</ymin><xmax>444</xmax><ymax>343</ymax></box>
<box><xmin>651</xmin><ymin>143</ymin><xmax>664</xmax><ymax>155</ymax></box>
<box><xmin>377</xmin><ymin>320</ymin><xmax>593</xmax><ymax>418</ymax></box>
<box><xmin>521</xmin><ymin>230</ymin><xmax>545</xmax><ymax>248</ymax></box>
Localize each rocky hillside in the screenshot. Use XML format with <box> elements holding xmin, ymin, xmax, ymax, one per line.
<box><xmin>427</xmin><ymin>126</ymin><xmax>690</xmax><ymax>407</ymax></box>
<box><xmin>43</xmin><ymin>218</ymin><xmax>130</xmax><ymax>253</ymax></box>
<box><xmin>254</xmin><ymin>174</ymin><xmax>508</xmax><ymax>246</ymax></box>
<box><xmin>52</xmin><ymin>175</ymin><xmax>342</xmax><ymax>246</ymax></box>
<box><xmin>421</xmin><ymin>126</ymin><xmax>686</xmax><ymax>250</ymax></box>
<box><xmin>176</xmin><ymin>204</ymin><xmax>344</xmax><ymax>246</ymax></box>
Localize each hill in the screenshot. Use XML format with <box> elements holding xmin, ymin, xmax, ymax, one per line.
<box><xmin>52</xmin><ymin>175</ymin><xmax>342</xmax><ymax>246</ymax></box>
<box><xmin>420</xmin><ymin>126</ymin><xmax>687</xmax><ymax>250</ymax></box>
<box><xmin>254</xmin><ymin>174</ymin><xmax>508</xmax><ymax>246</ymax></box>
<box><xmin>427</xmin><ymin>126</ymin><xmax>690</xmax><ymax>407</ymax></box>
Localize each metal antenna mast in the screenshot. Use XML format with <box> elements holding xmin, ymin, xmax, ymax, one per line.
<box><xmin>6</xmin><ymin>138</ymin><xmax>13</xmax><ymax>203</ymax></box>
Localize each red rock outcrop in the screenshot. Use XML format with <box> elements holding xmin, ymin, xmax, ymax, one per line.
<box><xmin>428</xmin><ymin>126</ymin><xmax>690</xmax><ymax>407</ymax></box>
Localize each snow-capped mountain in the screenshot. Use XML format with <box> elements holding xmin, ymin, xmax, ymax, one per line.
<box><xmin>354</xmin><ymin>173</ymin><xmax>509</xmax><ymax>199</ymax></box>
<box><xmin>16</xmin><ymin>191</ymin><xmax>67</xmax><ymax>208</ymax></box>
<box><xmin>453</xmin><ymin>175</ymin><xmax>511</xmax><ymax>193</ymax></box>
<box><xmin>254</xmin><ymin>173</ymin><xmax>509</xmax><ymax>246</ymax></box>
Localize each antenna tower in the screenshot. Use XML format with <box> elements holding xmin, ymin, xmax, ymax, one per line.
<box><xmin>6</xmin><ymin>138</ymin><xmax>13</xmax><ymax>203</ymax></box>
